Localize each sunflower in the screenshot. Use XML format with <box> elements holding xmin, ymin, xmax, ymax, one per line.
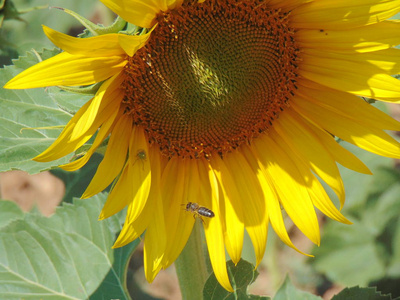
<box><xmin>5</xmin><ymin>0</ymin><xmax>400</xmax><ymax>292</ymax></box>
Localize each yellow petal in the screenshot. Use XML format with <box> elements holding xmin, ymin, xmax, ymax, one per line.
<box><xmin>44</xmin><ymin>23</ymin><xmax>153</xmax><ymax>57</ymax></box>
<box><xmin>59</xmin><ymin>105</ymin><xmax>118</xmax><ymax>171</ymax></box>
<box><xmin>297</xmin><ymin>79</ymin><xmax>400</xmax><ymax>130</ymax></box>
<box><xmin>199</xmin><ymin>160</ymin><xmax>233</xmax><ymax>292</ymax></box>
<box><xmin>292</xmin><ymin>95</ymin><xmax>400</xmax><ymax>158</ymax></box>
<box><xmin>252</xmin><ymin>145</ymin><xmax>310</xmax><ymax>254</ymax></box>
<box><xmin>254</xmin><ymin>133</ymin><xmax>320</xmax><ymax>246</ymax></box>
<box><xmin>267</xmin><ymin>0</ymin><xmax>311</xmax><ymax>11</ymax></box>
<box><xmin>112</xmin><ymin>191</ymin><xmax>154</xmax><ymax>248</ymax></box>
<box><xmin>296</xmin><ymin>20</ymin><xmax>400</xmax><ymax>53</ymax></box>
<box><xmin>299</xmin><ymin>53</ymin><xmax>400</xmax><ymax>102</ymax></box>
<box><xmin>99</xmin><ymin>162</ymin><xmax>133</xmax><ymax>220</ymax></box>
<box><xmin>118</xmin><ymin>26</ymin><xmax>155</xmax><ymax>56</ymax></box>
<box><xmin>112</xmin><ymin>223</ymin><xmax>141</xmax><ymax>249</ymax></box>
<box><xmin>274</xmin><ymin>111</ymin><xmax>345</xmax><ymax>204</ymax></box>
<box><xmin>4</xmin><ymin>52</ymin><xmax>126</xmax><ymax>89</ymax></box>
<box><xmin>305</xmin><ymin>117</ymin><xmax>372</xmax><ymax>175</ymax></box>
<box><xmin>266</xmin><ymin>130</ymin><xmax>350</xmax><ymax>224</ymax></box>
<box><xmin>308</xmin><ymin>176</ymin><xmax>352</xmax><ymax>224</ymax></box>
<box><xmin>249</xmin><ymin>140</ymin><xmax>310</xmax><ymax>256</ymax></box>
<box><xmin>161</xmin><ymin>159</ymin><xmax>197</xmax><ymax>268</ymax></box>
<box><xmin>240</xmin><ymin>145</ymin><xmax>273</xmax><ymax>265</ymax></box>
<box><xmin>291</xmin><ymin>0</ymin><xmax>400</xmax><ymax>30</ymax></box>
<box><xmin>82</xmin><ymin>113</ymin><xmax>132</xmax><ymax>198</ymax></box>
<box><xmin>43</xmin><ymin>25</ymin><xmax>124</xmax><ymax>56</ymax></box>
<box><xmin>71</xmin><ymin>73</ymin><xmax>124</xmax><ymax>141</ymax></box>
<box><xmin>33</xmin><ymin>100</ymin><xmax>94</xmax><ymax>162</ymax></box>
<box><xmin>34</xmin><ymin>81</ymin><xmax>122</xmax><ymax>162</ymax></box>
<box><xmin>143</xmin><ymin>201</ymin><xmax>166</xmax><ymax>282</ymax></box>
<box><xmin>113</xmin><ymin>206</ymin><xmax>149</xmax><ymax>248</ymax></box>
<box><xmin>210</xmin><ymin>155</ymin><xmax>244</xmax><ymax>265</ymax></box>
<box><xmin>223</xmin><ymin>150</ymin><xmax>268</xmax><ymax>267</ymax></box>
<box><xmin>303</xmin><ymin>48</ymin><xmax>400</xmax><ymax>75</ymax></box>
<box><xmin>114</xmin><ymin>146</ymin><xmax>164</xmax><ymax>250</ymax></box>
<box><xmin>158</xmin><ymin>157</ymin><xmax>186</xmax><ymax>267</ymax></box>
<box><xmin>123</xmin><ymin>126</ymin><xmax>152</xmax><ymax>224</ymax></box>
<box><xmin>100</xmin><ymin>0</ymin><xmax>183</xmax><ymax>28</ymax></box>
<box><xmin>100</xmin><ymin>127</ymin><xmax>151</xmax><ymax>220</ymax></box>
<box><xmin>143</xmin><ymin>147</ymin><xmax>166</xmax><ymax>282</ymax></box>
<box><xmin>146</xmin><ymin>145</ymin><xmax>167</xmax><ymax>205</ymax></box>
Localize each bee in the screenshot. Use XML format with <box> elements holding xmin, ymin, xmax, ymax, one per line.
<box><xmin>184</xmin><ymin>202</ymin><xmax>215</xmax><ymax>222</ymax></box>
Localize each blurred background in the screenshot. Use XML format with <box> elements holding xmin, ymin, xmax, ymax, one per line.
<box><xmin>1</xmin><ymin>1</ymin><xmax>400</xmax><ymax>299</ymax></box>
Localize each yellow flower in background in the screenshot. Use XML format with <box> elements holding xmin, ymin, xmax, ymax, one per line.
<box><xmin>5</xmin><ymin>0</ymin><xmax>400</xmax><ymax>291</ymax></box>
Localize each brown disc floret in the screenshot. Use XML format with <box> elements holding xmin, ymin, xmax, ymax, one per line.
<box><xmin>122</xmin><ymin>0</ymin><xmax>299</xmax><ymax>159</ymax></box>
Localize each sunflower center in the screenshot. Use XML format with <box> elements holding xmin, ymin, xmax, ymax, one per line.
<box><xmin>122</xmin><ymin>0</ymin><xmax>299</xmax><ymax>159</ymax></box>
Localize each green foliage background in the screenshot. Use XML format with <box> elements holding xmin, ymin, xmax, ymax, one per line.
<box><xmin>0</xmin><ymin>1</ymin><xmax>399</xmax><ymax>299</ymax></box>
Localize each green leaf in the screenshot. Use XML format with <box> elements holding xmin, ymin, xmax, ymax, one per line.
<box><xmin>47</xmin><ymin>86</ymin><xmax>91</xmax><ymax>114</ymax></box>
<box><xmin>203</xmin><ymin>259</ymin><xmax>271</xmax><ymax>300</ymax></box>
<box><xmin>90</xmin><ymin>241</ymin><xmax>140</xmax><ymax>300</ymax></box>
<box><xmin>332</xmin><ymin>286</ymin><xmax>394</xmax><ymax>300</ymax></box>
<box><xmin>363</xmin><ymin>166</ymin><xmax>400</xmax><ymax>204</ymax></box>
<box><xmin>311</xmin><ymin>221</ymin><xmax>386</xmax><ymax>286</ymax></box>
<box><xmin>0</xmin><ymin>200</ymin><xmax>24</xmax><ymax>229</ymax></box>
<box><xmin>0</xmin><ymin>194</ymin><xmax>132</xmax><ymax>299</ymax></box>
<box><xmin>11</xmin><ymin>48</ymin><xmax>60</xmax><ymax>68</ymax></box>
<box><xmin>0</xmin><ymin>48</ymin><xmax>91</xmax><ymax>174</ymax></box>
<box><xmin>273</xmin><ymin>276</ymin><xmax>322</xmax><ymax>300</ymax></box>
<box><xmin>362</xmin><ymin>171</ymin><xmax>400</xmax><ymax>233</ymax></box>
<box><xmin>311</xmin><ymin>161</ymin><xmax>400</xmax><ymax>286</ymax></box>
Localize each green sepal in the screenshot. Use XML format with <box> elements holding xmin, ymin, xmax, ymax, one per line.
<box><xmin>119</xmin><ymin>22</ymin><xmax>142</xmax><ymax>35</ymax></box>
<box><xmin>50</xmin><ymin>6</ymin><xmax>126</xmax><ymax>36</ymax></box>
<box><xmin>58</xmin><ymin>82</ymin><xmax>102</xmax><ymax>95</ymax></box>
<box><xmin>69</xmin><ymin>135</ymin><xmax>109</xmax><ymax>163</ymax></box>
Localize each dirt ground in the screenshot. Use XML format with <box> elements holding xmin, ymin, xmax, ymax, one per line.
<box><xmin>0</xmin><ymin>170</ymin><xmax>64</xmax><ymax>216</ymax></box>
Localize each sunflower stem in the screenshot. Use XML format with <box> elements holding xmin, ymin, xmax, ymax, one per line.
<box><xmin>175</xmin><ymin>221</ymin><xmax>210</xmax><ymax>300</ymax></box>
<box><xmin>266</xmin><ymin>231</ymin><xmax>283</xmax><ymax>289</ymax></box>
